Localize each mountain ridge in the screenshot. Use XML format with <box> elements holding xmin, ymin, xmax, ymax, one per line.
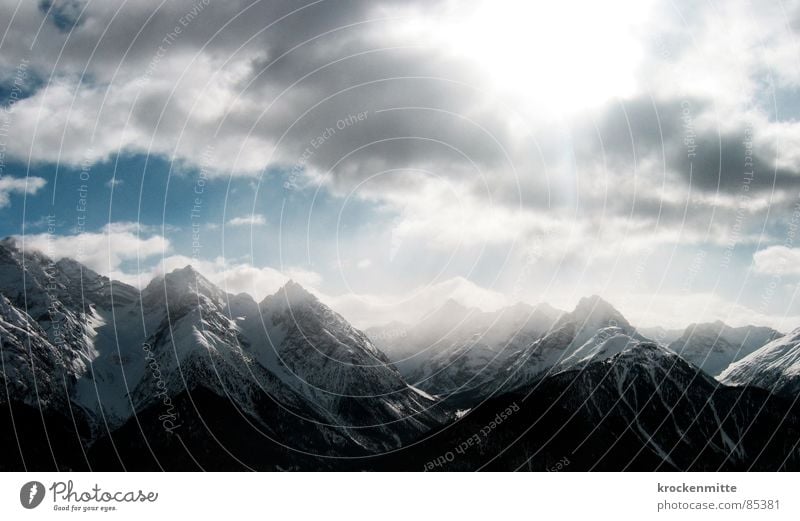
<box><xmin>2</xmin><ymin>239</ymin><xmax>800</xmax><ymax>471</ymax></box>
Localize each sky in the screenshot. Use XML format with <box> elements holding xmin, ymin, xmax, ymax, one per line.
<box><xmin>1</xmin><ymin>0</ymin><xmax>800</xmax><ymax>330</ymax></box>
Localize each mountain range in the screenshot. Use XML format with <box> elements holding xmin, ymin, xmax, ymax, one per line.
<box><xmin>1</xmin><ymin>238</ymin><xmax>799</xmax><ymax>471</ymax></box>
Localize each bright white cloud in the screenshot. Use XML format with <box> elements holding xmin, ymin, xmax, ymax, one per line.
<box><xmin>754</xmin><ymin>246</ymin><xmax>800</xmax><ymax>276</ymax></box>
<box><xmin>227</xmin><ymin>214</ymin><xmax>266</xmax><ymax>227</ymax></box>
<box><xmin>2</xmin><ymin>0</ymin><xmax>800</xmax><ymax>328</ymax></box>
<box><xmin>16</xmin><ymin>222</ymin><xmax>169</xmax><ymax>274</ymax></box>
<box><xmin>0</xmin><ymin>175</ymin><xmax>46</xmax><ymax>207</ymax></box>
<box><xmin>614</xmin><ymin>291</ymin><xmax>800</xmax><ymax>333</ymax></box>
<box><xmin>144</xmin><ymin>255</ymin><xmax>321</xmax><ymax>301</ymax></box>
<box><xmin>388</xmin><ymin>0</ymin><xmax>652</xmax><ymax>113</ymax></box>
<box><xmin>325</xmin><ymin>276</ymin><xmax>512</xmax><ymax>328</ymax></box>
<box><xmin>15</xmin><ymin>222</ymin><xmax>322</xmax><ymax>301</ymax></box>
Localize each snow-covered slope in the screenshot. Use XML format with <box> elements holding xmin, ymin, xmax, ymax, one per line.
<box><xmin>636</xmin><ymin>325</ymin><xmax>684</xmax><ymax>345</ymax></box>
<box><xmin>0</xmin><ymin>240</ymin><xmax>104</xmax><ymax>377</ymax></box>
<box><xmin>0</xmin><ymin>243</ymin><xmax>444</xmax><ymax>452</ymax></box>
<box><xmin>401</xmin><ymin>340</ymin><xmax>800</xmax><ymax>471</ymax></box>
<box><xmin>243</xmin><ymin>281</ymin><xmax>443</xmax><ymax>446</ymax></box>
<box><xmin>502</xmin><ymin>295</ymin><xmax>648</xmax><ymax>390</ymax></box>
<box><xmin>531</xmin><ymin>342</ymin><xmax>798</xmax><ymax>470</ymax></box>
<box><xmin>368</xmin><ymin>299</ymin><xmax>562</xmax><ymax>395</ymax></box>
<box><xmin>5</xmin><ymin>239</ymin><xmax>800</xmax><ymax>469</ymax></box>
<box><xmin>668</xmin><ymin>321</ymin><xmax>779</xmax><ymax>377</ymax></box>
<box><xmin>719</xmin><ymin>327</ymin><xmax>800</xmax><ymax>396</ymax></box>
<box><xmin>0</xmin><ymin>239</ymin><xmax>142</xmax><ymax>415</ymax></box>
<box><xmin>556</xmin><ymin>326</ymin><xmax>643</xmax><ymax>370</ymax></box>
<box><xmin>0</xmin><ymin>294</ymin><xmax>69</xmax><ymax>409</ymax></box>
<box><xmin>109</xmin><ymin>267</ymin><xmax>442</xmax><ymax>450</ymax></box>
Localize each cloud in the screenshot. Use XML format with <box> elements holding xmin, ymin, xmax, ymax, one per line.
<box><xmin>325</xmin><ymin>276</ymin><xmax>512</xmax><ymax>328</ymax></box>
<box><xmin>0</xmin><ymin>175</ymin><xmax>46</xmax><ymax>207</ymax></box>
<box><xmin>3</xmin><ymin>0</ymin><xmax>797</xmax><ymax>237</ymax></box>
<box><xmin>15</xmin><ymin>222</ymin><xmax>169</xmax><ymax>274</ymax></box>
<box><xmin>614</xmin><ymin>290</ymin><xmax>800</xmax><ymax>332</ymax></box>
<box><xmin>2</xmin><ymin>0</ymin><xmax>800</xmax><ymax>327</ymax></box>
<box><xmin>140</xmin><ymin>254</ymin><xmax>322</xmax><ymax>301</ymax></box>
<box><xmin>227</xmin><ymin>214</ymin><xmax>266</xmax><ymax>227</ymax></box>
<box><xmin>14</xmin><ymin>221</ymin><xmax>321</xmax><ymax>300</ymax></box>
<box><xmin>754</xmin><ymin>246</ymin><xmax>800</xmax><ymax>276</ymax></box>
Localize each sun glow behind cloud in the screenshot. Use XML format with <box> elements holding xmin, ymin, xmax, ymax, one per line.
<box><xmin>392</xmin><ymin>0</ymin><xmax>651</xmax><ymax>114</ymax></box>
<box><xmin>3</xmin><ymin>0</ymin><xmax>800</xmax><ymax>329</ymax></box>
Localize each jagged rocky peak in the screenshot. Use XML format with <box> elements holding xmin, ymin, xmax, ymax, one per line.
<box><xmin>144</xmin><ymin>265</ymin><xmax>221</xmax><ymax>300</ymax></box>
<box><xmin>720</xmin><ymin>327</ymin><xmax>800</xmax><ymax>396</ymax></box>
<box><xmin>225</xmin><ymin>291</ymin><xmax>258</xmax><ymax>316</ymax></box>
<box><xmin>551</xmin><ymin>296</ymin><xmax>637</xmax><ymax>348</ymax></box>
<box><xmin>258</xmin><ymin>280</ymin><xmax>360</xmax><ymax>339</ymax></box>
<box><xmin>617</xmin><ymin>340</ymin><xmax>668</xmax><ymax>360</ymax></box>
<box><xmin>259</xmin><ymin>280</ymin><xmax>327</xmax><ymax>314</ymax></box>
<box><xmin>605</xmin><ymin>340</ymin><xmax>721</xmax><ymax>388</ymax></box>
<box><xmin>0</xmin><ymin>237</ymin><xmax>47</xmax><ymax>276</ymax></box>
<box><xmin>0</xmin><ymin>237</ymin><xmax>20</xmax><ymax>262</ymax></box>
<box><xmin>0</xmin><ymin>237</ymin><xmax>58</xmax><ymax>276</ymax></box>
<box><xmin>582</xmin><ymin>340</ymin><xmax>705</xmax><ymax>379</ymax></box>
<box><xmin>145</xmin><ymin>264</ymin><xmax>209</xmax><ymax>292</ymax></box>
<box><xmin>570</xmin><ymin>295</ymin><xmax>630</xmax><ymax>325</ymax></box>
<box><xmin>0</xmin><ymin>236</ymin><xmax>28</xmax><ymax>258</ymax></box>
<box><xmin>54</xmin><ymin>256</ymin><xmax>100</xmax><ymax>279</ymax></box>
<box><xmin>163</xmin><ymin>264</ymin><xmax>203</xmax><ymax>284</ymax></box>
<box><xmin>668</xmin><ymin>320</ymin><xmax>782</xmax><ymax>377</ymax></box>
<box><xmin>686</xmin><ymin>319</ymin><xmax>726</xmax><ymax>334</ymax></box>
<box><xmin>0</xmin><ymin>237</ymin><xmax>139</xmax><ymax>309</ymax></box>
<box><xmin>278</xmin><ymin>279</ymin><xmax>318</xmax><ymax>302</ymax></box>
<box><xmin>233</xmin><ymin>291</ymin><xmax>256</xmax><ymax>302</ymax></box>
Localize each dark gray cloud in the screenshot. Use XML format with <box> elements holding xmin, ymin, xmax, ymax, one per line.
<box><xmin>2</xmin><ymin>0</ymin><xmax>800</xmax><ymax>256</ymax></box>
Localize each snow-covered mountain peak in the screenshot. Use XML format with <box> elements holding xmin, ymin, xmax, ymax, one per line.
<box><xmin>719</xmin><ymin>328</ymin><xmax>800</xmax><ymax>395</ymax></box>
<box><xmin>556</xmin><ymin>326</ymin><xmax>642</xmax><ymax>369</ymax></box>
<box><xmin>54</xmin><ymin>256</ymin><xmax>100</xmax><ymax>280</ymax></box>
<box><xmin>578</xmin><ymin>340</ymin><xmax>719</xmax><ymax>391</ymax></box>
<box><xmin>143</xmin><ymin>265</ymin><xmax>223</xmax><ymax>305</ymax></box>
<box><xmin>587</xmin><ymin>340</ymin><xmax>708</xmax><ymax>378</ymax></box>
<box><xmin>260</xmin><ymin>281</ymin><xmax>329</xmax><ymax>318</ymax></box>
<box><xmin>0</xmin><ymin>237</ymin><xmax>45</xmax><ymax>264</ymax></box>
<box><xmin>687</xmin><ymin>320</ymin><xmax>727</xmax><ymax>334</ymax></box>
<box><xmin>570</xmin><ymin>295</ymin><xmax>631</xmax><ymax>328</ymax></box>
<box><xmin>616</xmin><ymin>340</ymin><xmax>670</xmax><ymax>360</ymax></box>
<box><xmin>786</xmin><ymin>326</ymin><xmax>800</xmax><ymax>341</ymax></box>
<box><xmin>497</xmin><ymin>296</ymin><xmax>644</xmax><ymax>392</ymax></box>
<box><xmin>668</xmin><ymin>321</ymin><xmax>781</xmax><ymax>377</ymax></box>
<box><xmin>275</xmin><ymin>279</ymin><xmax>319</xmax><ymax>304</ymax></box>
<box><xmin>163</xmin><ymin>264</ymin><xmax>205</xmax><ymax>286</ymax></box>
<box><xmin>552</xmin><ymin>295</ymin><xmax>639</xmax><ymax>349</ymax></box>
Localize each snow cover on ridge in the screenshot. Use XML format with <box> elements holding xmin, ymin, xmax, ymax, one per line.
<box><xmin>719</xmin><ymin>327</ymin><xmax>800</xmax><ymax>396</ymax></box>
<box><xmin>500</xmin><ymin>295</ymin><xmax>649</xmax><ymax>391</ymax></box>
<box><xmin>0</xmin><ymin>240</ymin><xmax>443</xmax><ymax>451</ymax></box>
<box><xmin>667</xmin><ymin>321</ymin><xmax>779</xmax><ymax>377</ymax></box>
<box><xmin>367</xmin><ymin>298</ymin><xmax>562</xmax><ymax>395</ymax></box>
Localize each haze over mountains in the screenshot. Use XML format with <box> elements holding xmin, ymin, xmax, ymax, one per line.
<box><xmin>2</xmin><ymin>238</ymin><xmax>800</xmax><ymax>471</ymax></box>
